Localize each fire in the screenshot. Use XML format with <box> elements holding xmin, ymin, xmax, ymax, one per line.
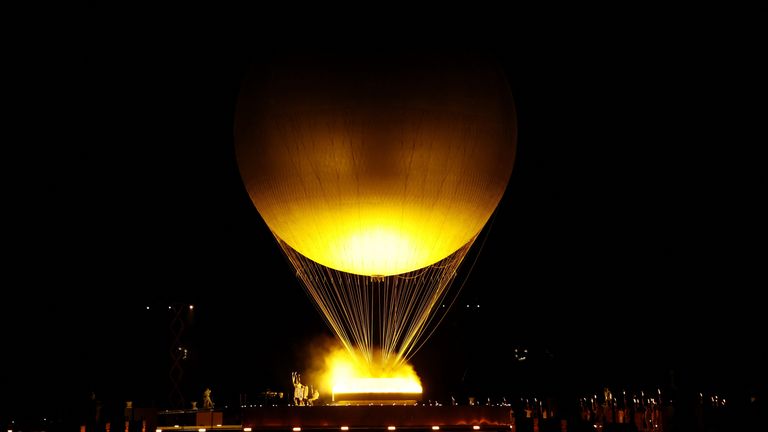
<box><xmin>333</xmin><ymin>377</ymin><xmax>422</xmax><ymax>394</ymax></box>
<box><xmin>319</xmin><ymin>346</ymin><xmax>422</xmax><ymax>397</ymax></box>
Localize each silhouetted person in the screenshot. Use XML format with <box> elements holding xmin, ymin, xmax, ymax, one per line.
<box><xmin>307</xmin><ymin>386</ymin><xmax>320</xmax><ymax>406</ymax></box>
<box><xmin>292</xmin><ymin>372</ymin><xmax>304</xmax><ymax>405</ymax></box>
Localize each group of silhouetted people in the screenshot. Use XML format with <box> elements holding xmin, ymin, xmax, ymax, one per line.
<box><xmin>291</xmin><ymin>371</ymin><xmax>320</xmax><ymax>406</ymax></box>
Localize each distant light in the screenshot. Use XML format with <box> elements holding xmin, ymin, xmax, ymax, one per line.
<box><xmin>189</xmin><ymin>305</ymin><xmax>194</xmax><ymax>310</ymax></box>
<box><xmin>476</xmin><ymin>304</ymin><xmax>479</xmax><ymax>308</ymax></box>
<box><xmin>473</xmin><ymin>427</ymin><xmax>481</xmax><ymax>430</ymax></box>
<box><xmin>387</xmin><ymin>427</ymin><xmax>396</xmax><ymax>431</ymax></box>
<box><xmin>156</xmin><ymin>429</ymin><xmax>162</xmax><ymax>432</ymax></box>
<box><xmin>146</xmin><ymin>306</ymin><xmax>150</xmax><ymax>310</ymax></box>
<box><xmin>432</xmin><ymin>427</ymin><xmax>440</xmax><ymax>430</ymax></box>
<box><xmin>340</xmin><ymin>427</ymin><xmax>349</xmax><ymax>431</ymax></box>
<box><xmin>169</xmin><ymin>306</ymin><xmax>172</xmax><ymax>310</ymax></box>
<box><xmin>216</xmin><ymin>425</ymin><xmax>222</xmax><ymax>427</ymax></box>
<box><xmin>199</xmin><ymin>429</ymin><xmax>206</xmax><ymax>432</ymax></box>
<box><xmin>293</xmin><ymin>428</ymin><xmax>301</xmax><ymax>432</ymax></box>
<box><xmin>243</xmin><ymin>428</ymin><xmax>252</xmax><ymax>432</ymax></box>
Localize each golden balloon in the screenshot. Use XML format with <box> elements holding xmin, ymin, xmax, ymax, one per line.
<box><xmin>235</xmin><ymin>55</ymin><xmax>517</xmax><ymax>276</ymax></box>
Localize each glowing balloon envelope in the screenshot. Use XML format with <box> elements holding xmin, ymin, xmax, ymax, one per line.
<box><xmin>235</xmin><ymin>55</ymin><xmax>517</xmax><ymax>277</ymax></box>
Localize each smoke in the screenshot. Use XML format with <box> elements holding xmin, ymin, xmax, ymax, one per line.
<box><xmin>300</xmin><ymin>333</ymin><xmax>344</xmax><ymax>396</ymax></box>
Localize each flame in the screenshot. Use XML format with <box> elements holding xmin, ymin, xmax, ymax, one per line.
<box><xmin>318</xmin><ymin>346</ymin><xmax>422</xmax><ymax>395</ymax></box>
<box><xmin>333</xmin><ymin>377</ymin><xmax>422</xmax><ymax>394</ymax></box>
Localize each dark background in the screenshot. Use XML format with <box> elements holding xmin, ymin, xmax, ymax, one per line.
<box><xmin>5</xmin><ymin>4</ymin><xmax>764</xmax><ymax>429</ymax></box>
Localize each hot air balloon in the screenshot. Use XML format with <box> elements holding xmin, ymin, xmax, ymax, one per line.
<box><xmin>235</xmin><ymin>53</ymin><xmax>516</xmax><ymax>400</ymax></box>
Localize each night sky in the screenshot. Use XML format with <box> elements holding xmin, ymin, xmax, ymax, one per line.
<box><xmin>5</xmin><ymin>4</ymin><xmax>764</xmax><ymax>426</ymax></box>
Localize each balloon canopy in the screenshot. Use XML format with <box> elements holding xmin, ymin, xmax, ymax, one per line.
<box><xmin>235</xmin><ymin>54</ymin><xmax>516</xmax><ymax>276</ymax></box>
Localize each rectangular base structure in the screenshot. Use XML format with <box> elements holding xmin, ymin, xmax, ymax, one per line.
<box><xmin>242</xmin><ymin>405</ymin><xmax>513</xmax><ymax>431</ymax></box>
<box><xmin>331</xmin><ymin>392</ymin><xmax>420</xmax><ymax>406</ymax></box>
<box><xmin>197</xmin><ymin>411</ymin><xmax>224</xmax><ymax>427</ymax></box>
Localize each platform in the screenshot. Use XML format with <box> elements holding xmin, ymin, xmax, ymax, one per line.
<box><xmin>241</xmin><ymin>405</ymin><xmax>513</xmax><ymax>431</ymax></box>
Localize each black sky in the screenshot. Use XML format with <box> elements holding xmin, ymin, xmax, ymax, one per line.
<box><xmin>5</xmin><ymin>4</ymin><xmax>765</xmax><ymax>424</ymax></box>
